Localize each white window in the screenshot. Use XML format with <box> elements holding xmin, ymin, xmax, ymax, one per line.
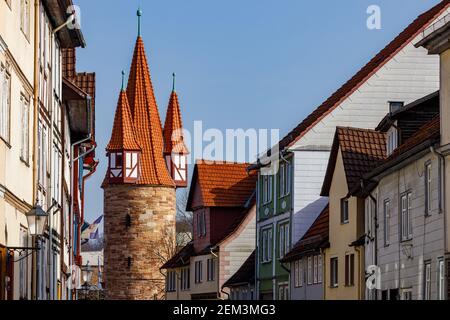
<box><xmin>166</xmin><ymin>271</ymin><xmax>176</xmax><ymax>292</ymax></box>
<box><xmin>437</xmin><ymin>258</ymin><xmax>445</xmax><ymax>300</ymax></box>
<box><xmin>425</xmin><ymin>162</ymin><xmax>432</xmax><ymax>215</ymax></box>
<box><xmin>278</xmin><ymin>223</ymin><xmax>289</xmax><ymax>258</ymax></box>
<box><xmin>307</xmin><ymin>256</ymin><xmax>313</xmax><ymax>285</ymax></box>
<box><xmin>384</xmin><ymin>200</ymin><xmax>390</xmax><ymax>246</ymax></box>
<box><xmin>402</xmin><ymin>289</ymin><xmax>412</xmax><ymax>300</ymax></box>
<box><xmin>19</xmin><ymin>227</ymin><xmax>29</xmax><ymax>299</ymax></box>
<box><xmin>261</xmin><ymin>227</ymin><xmax>273</xmax><ymax>263</ymax></box>
<box><xmin>318</xmin><ymin>255</ymin><xmax>323</xmax><ymax>283</ymax></box>
<box><xmin>278</xmin><ymin>283</ymin><xmax>289</xmax><ymax>300</ymax></box>
<box><xmin>386</xmin><ymin>126</ymin><xmax>398</xmax><ymax>156</ymax></box>
<box><xmin>330</xmin><ymin>257</ymin><xmax>338</xmax><ymax>288</ymax></box>
<box><xmin>20</xmin><ymin>95</ymin><xmax>30</xmax><ymax>163</ymax></box>
<box><xmin>294</xmin><ymin>260</ymin><xmax>304</xmax><ymax>287</ymax></box>
<box><xmin>52</xmin><ymin>146</ymin><xmax>62</xmax><ymax>204</ymax></box>
<box><xmin>207</xmin><ymin>258</ymin><xmax>215</xmax><ymax>281</ymax></box>
<box><xmin>279</xmin><ymin>161</ymin><xmax>291</xmax><ymax>197</ymax></box>
<box><xmin>38</xmin><ymin>123</ymin><xmax>48</xmax><ymax>189</ymax></box>
<box><xmin>195</xmin><ymin>261</ymin><xmax>203</xmax><ymax>284</ymax></box>
<box><xmin>0</xmin><ymin>64</ymin><xmax>11</xmax><ymax>142</ymax></box>
<box><xmin>181</xmin><ymin>268</ymin><xmax>190</xmax><ymax>291</ymax></box>
<box><xmin>313</xmin><ymin>255</ymin><xmax>318</xmax><ymax>284</ymax></box>
<box><xmin>401</xmin><ymin>193</ymin><xmax>413</xmax><ymax>241</ymax></box>
<box><xmin>262</xmin><ymin>175</ymin><xmax>272</xmax><ymax>204</ymax></box>
<box><xmin>196</xmin><ymin>211</ymin><xmax>206</xmax><ymax>238</ymax></box>
<box><xmin>424</xmin><ymin>261</ymin><xmax>431</xmax><ymax>300</ymax></box>
<box><xmin>341</xmin><ymin>198</ymin><xmax>349</xmax><ymax>224</ymax></box>
<box><xmin>20</xmin><ymin>0</ymin><xmax>31</xmax><ymax>39</ymax></box>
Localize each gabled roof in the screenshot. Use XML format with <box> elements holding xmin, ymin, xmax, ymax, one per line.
<box><xmin>281</xmin><ymin>205</ymin><xmax>329</xmax><ymax>263</ymax></box>
<box><xmin>106</xmin><ymin>90</ymin><xmax>141</xmax><ymax>151</ymax></box>
<box><xmin>126</xmin><ymin>36</ymin><xmax>174</xmax><ymax>186</ymax></box>
<box><xmin>186</xmin><ymin>161</ymin><xmax>258</xmax><ymax>211</ymax></box>
<box><xmin>321</xmin><ymin>127</ymin><xmax>386</xmax><ymax>196</ymax></box>
<box><xmin>163</xmin><ymin>90</ymin><xmax>189</xmax><ymax>155</ymax></box>
<box><xmin>222</xmin><ymin>250</ymin><xmax>256</xmax><ymax>288</ymax></box>
<box><xmin>160</xmin><ymin>242</ymin><xmax>195</xmax><ymax>269</ymax></box>
<box><xmin>276</xmin><ymin>0</ymin><xmax>450</xmax><ymax>152</ymax></box>
<box><xmin>366</xmin><ymin>117</ymin><xmax>440</xmax><ymax>181</ymax></box>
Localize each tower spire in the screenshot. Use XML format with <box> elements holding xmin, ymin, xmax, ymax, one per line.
<box><xmin>172</xmin><ymin>72</ymin><xmax>176</xmax><ymax>92</ymax></box>
<box><xmin>121</xmin><ymin>70</ymin><xmax>125</xmax><ymax>90</ymax></box>
<box><xmin>137</xmin><ymin>7</ymin><xmax>142</xmax><ymax>36</ymax></box>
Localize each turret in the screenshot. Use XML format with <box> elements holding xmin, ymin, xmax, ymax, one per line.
<box><xmin>163</xmin><ymin>73</ymin><xmax>189</xmax><ymax>188</ymax></box>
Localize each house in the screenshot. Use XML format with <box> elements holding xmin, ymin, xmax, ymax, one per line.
<box><xmin>161</xmin><ymin>161</ymin><xmax>257</xmax><ymax>300</ymax></box>
<box><xmin>280</xmin><ymin>205</ymin><xmax>329</xmax><ymax>300</ymax></box>
<box><xmin>250</xmin><ymin>0</ymin><xmax>450</xmax><ymax>300</ymax></box>
<box><xmin>321</xmin><ymin>127</ymin><xmax>386</xmax><ymax>300</ymax></box>
<box><xmin>223</xmin><ymin>250</ymin><xmax>256</xmax><ymax>300</ymax></box>
<box><xmin>418</xmin><ymin>9</ymin><xmax>450</xmax><ymax>301</ymax></box>
<box><xmin>360</xmin><ymin>93</ymin><xmax>444</xmax><ymax>300</ymax></box>
<box><xmin>0</xmin><ymin>0</ymin><xmax>96</xmax><ymax>300</ymax></box>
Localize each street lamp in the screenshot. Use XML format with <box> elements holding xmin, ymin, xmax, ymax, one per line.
<box><xmin>82</xmin><ymin>264</ymin><xmax>93</xmax><ymax>284</ymax></box>
<box><xmin>26</xmin><ymin>204</ymin><xmax>49</xmax><ymax>237</ymax></box>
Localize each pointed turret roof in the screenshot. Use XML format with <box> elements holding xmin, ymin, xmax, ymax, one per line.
<box><xmin>163</xmin><ymin>77</ymin><xmax>189</xmax><ymax>155</ymax></box>
<box><xmin>106</xmin><ymin>89</ymin><xmax>141</xmax><ymax>151</ymax></box>
<box><xmin>126</xmin><ymin>36</ymin><xmax>174</xmax><ymax>186</ymax></box>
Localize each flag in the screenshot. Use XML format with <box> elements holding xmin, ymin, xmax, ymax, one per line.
<box><xmin>81</xmin><ymin>215</ymin><xmax>103</xmax><ymax>240</ymax></box>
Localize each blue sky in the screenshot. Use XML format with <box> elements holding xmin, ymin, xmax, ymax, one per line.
<box><xmin>75</xmin><ymin>0</ymin><xmax>440</xmax><ymax>224</ymax></box>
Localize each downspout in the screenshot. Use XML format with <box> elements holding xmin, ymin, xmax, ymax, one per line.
<box><xmin>31</xmin><ymin>0</ymin><xmax>40</xmax><ymax>301</ymax></box>
<box><xmin>354</xmin><ymin>246</ymin><xmax>362</xmax><ymax>300</ymax></box>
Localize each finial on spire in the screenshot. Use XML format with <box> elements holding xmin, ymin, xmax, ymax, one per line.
<box><xmin>137</xmin><ymin>7</ymin><xmax>142</xmax><ymax>36</ymax></box>
<box><xmin>121</xmin><ymin>70</ymin><xmax>125</xmax><ymax>90</ymax></box>
<box><xmin>172</xmin><ymin>73</ymin><xmax>176</xmax><ymax>92</ymax></box>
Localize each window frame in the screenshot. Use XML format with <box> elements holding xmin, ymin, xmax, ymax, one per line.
<box><xmin>330</xmin><ymin>257</ymin><xmax>338</xmax><ymax>288</ymax></box>
<box><xmin>345</xmin><ymin>253</ymin><xmax>355</xmax><ymax>287</ymax></box>
<box><xmin>424</xmin><ymin>261</ymin><xmax>431</xmax><ymax>300</ymax></box>
<box><xmin>425</xmin><ymin>161</ymin><xmax>432</xmax><ymax>216</ymax></box>
<box><xmin>207</xmin><ymin>258</ymin><xmax>215</xmax><ymax>282</ymax></box>
<box><xmin>400</xmin><ymin>192</ymin><xmax>413</xmax><ymax>241</ymax></box>
<box><xmin>384</xmin><ymin>199</ymin><xmax>390</xmax><ymax>246</ymax></box>
<box><xmin>437</xmin><ymin>258</ymin><xmax>445</xmax><ymax>300</ymax></box>
<box><xmin>0</xmin><ymin>64</ymin><xmax>11</xmax><ymax>144</ymax></box>
<box><xmin>341</xmin><ymin>198</ymin><xmax>349</xmax><ymax>224</ymax></box>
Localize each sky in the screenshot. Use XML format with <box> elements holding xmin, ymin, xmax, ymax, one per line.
<box><xmin>75</xmin><ymin>0</ymin><xmax>441</xmax><ymax>225</ymax></box>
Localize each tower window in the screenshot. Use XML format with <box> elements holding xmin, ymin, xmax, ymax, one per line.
<box><xmin>127</xmin><ymin>257</ymin><xmax>132</xmax><ymax>268</ymax></box>
<box><xmin>125</xmin><ymin>214</ymin><xmax>131</xmax><ymax>228</ymax></box>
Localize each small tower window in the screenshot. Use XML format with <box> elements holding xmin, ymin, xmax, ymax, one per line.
<box><xmin>389</xmin><ymin>101</ymin><xmax>404</xmax><ymax>114</ymax></box>
<box><xmin>125</xmin><ymin>214</ymin><xmax>131</xmax><ymax>228</ymax></box>
<box><xmin>127</xmin><ymin>257</ymin><xmax>132</xmax><ymax>268</ymax></box>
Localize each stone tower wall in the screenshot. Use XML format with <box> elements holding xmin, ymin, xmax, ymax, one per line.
<box><xmin>103</xmin><ymin>184</ymin><xmax>176</xmax><ymax>300</ymax></box>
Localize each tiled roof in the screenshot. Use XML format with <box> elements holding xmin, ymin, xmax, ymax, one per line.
<box><xmin>322</xmin><ymin>127</ymin><xmax>386</xmax><ymax>196</ymax></box>
<box><xmin>163</xmin><ymin>91</ymin><xmax>189</xmax><ymax>154</ymax></box>
<box><xmin>275</xmin><ymin>0</ymin><xmax>450</xmax><ymax>152</ymax></box>
<box><xmin>160</xmin><ymin>242</ymin><xmax>195</xmax><ymax>269</ymax></box>
<box><xmin>366</xmin><ymin>117</ymin><xmax>441</xmax><ymax>182</ymax></box>
<box><xmin>223</xmin><ymin>250</ymin><xmax>255</xmax><ymax>288</ymax></box>
<box><xmin>281</xmin><ymin>205</ymin><xmax>329</xmax><ymax>263</ymax></box>
<box><xmin>62</xmin><ymin>48</ymin><xmax>76</xmax><ymax>79</ymax></box>
<box><xmin>126</xmin><ymin>37</ymin><xmax>174</xmax><ymax>186</ymax></box>
<box><xmin>106</xmin><ymin>90</ymin><xmax>141</xmax><ymax>151</ymax></box>
<box><xmin>186</xmin><ymin>161</ymin><xmax>258</xmax><ymax>211</ymax></box>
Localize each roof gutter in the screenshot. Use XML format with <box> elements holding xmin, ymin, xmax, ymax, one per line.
<box><xmin>364</xmin><ymin>138</ymin><xmax>438</xmax><ymax>182</ymax></box>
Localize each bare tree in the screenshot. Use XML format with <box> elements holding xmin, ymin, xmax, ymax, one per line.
<box><xmin>176</xmin><ymin>189</ymin><xmax>192</xmax><ymax>242</ymax></box>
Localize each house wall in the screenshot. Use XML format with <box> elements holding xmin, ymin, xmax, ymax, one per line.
<box><xmin>324</xmin><ymin>149</ymin><xmax>364</xmax><ymax>300</ymax></box>
<box><xmin>165</xmin><ymin>267</ymin><xmax>191</xmax><ymax>301</ymax></box>
<box><xmin>439</xmin><ymin>49</ymin><xmax>450</xmax><ymax>255</ymax></box>
<box><xmin>0</xmin><ymin>0</ymin><xmax>36</xmax><ymax>300</ymax></box>
<box><xmin>193</xmin><ymin>207</ymin><xmax>210</xmax><ymax>252</ymax></box>
<box><xmin>190</xmin><ymin>253</ymin><xmax>219</xmax><ymax>298</ymax></box>
<box><xmin>290</xmin><ymin>254</ymin><xmax>324</xmax><ymax>300</ymax></box>
<box><xmin>292</xmin><ymin>150</ymin><xmax>330</xmax><ymax>243</ymax></box>
<box><xmin>220</xmin><ymin>205</ymin><xmax>256</xmax><ymax>297</ymax></box>
<box><xmin>210</xmin><ymin>207</ymin><xmax>244</xmax><ymax>245</ymax></box>
<box><xmin>229</xmin><ymin>285</ymin><xmax>255</xmax><ymax>300</ymax></box>
<box><xmin>370</xmin><ymin>152</ymin><xmax>445</xmax><ymax>300</ymax></box>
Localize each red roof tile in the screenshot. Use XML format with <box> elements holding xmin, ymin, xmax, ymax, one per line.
<box><xmin>281</xmin><ymin>205</ymin><xmax>329</xmax><ymax>262</ymax></box>
<box><xmin>186</xmin><ymin>161</ymin><xmax>257</xmax><ymax>211</ymax></box>
<box><xmin>277</xmin><ymin>0</ymin><xmax>450</xmax><ymax>151</ymax></box>
<box><xmin>163</xmin><ymin>91</ymin><xmax>189</xmax><ymax>155</ymax></box>
<box><xmin>322</xmin><ymin>127</ymin><xmax>386</xmax><ymax>196</ymax></box>
<box><xmin>106</xmin><ymin>90</ymin><xmax>141</xmax><ymax>151</ymax></box>
<box><xmin>126</xmin><ymin>37</ymin><xmax>174</xmax><ymax>186</ymax></box>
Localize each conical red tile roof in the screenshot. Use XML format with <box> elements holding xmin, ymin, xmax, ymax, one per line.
<box><xmin>126</xmin><ymin>36</ymin><xmax>174</xmax><ymax>186</ymax></box>
<box><xmin>163</xmin><ymin>90</ymin><xmax>189</xmax><ymax>155</ymax></box>
<box><xmin>106</xmin><ymin>90</ymin><xmax>141</xmax><ymax>151</ymax></box>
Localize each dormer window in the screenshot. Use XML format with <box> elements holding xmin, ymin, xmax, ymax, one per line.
<box><xmin>389</xmin><ymin>101</ymin><xmax>404</xmax><ymax>114</ymax></box>
<box><xmin>386</xmin><ymin>126</ymin><xmax>398</xmax><ymax>156</ymax></box>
